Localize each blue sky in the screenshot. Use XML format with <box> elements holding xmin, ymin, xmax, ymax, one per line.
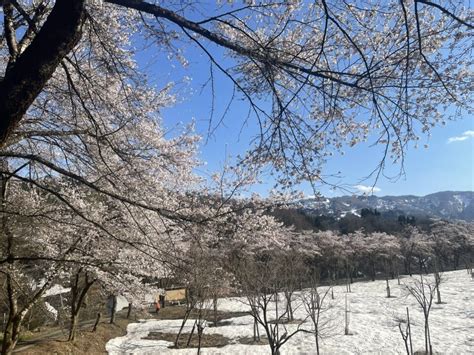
<box><xmin>135</xmin><ymin>26</ymin><xmax>473</xmax><ymax>198</ymax></box>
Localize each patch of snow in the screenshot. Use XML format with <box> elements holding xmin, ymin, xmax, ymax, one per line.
<box><xmin>44</xmin><ymin>302</ymin><xmax>58</xmax><ymax>320</ymax></box>
<box><xmin>350</xmin><ymin>209</ymin><xmax>360</xmax><ymax>217</ymax></box>
<box><xmin>107</xmin><ymin>295</ymin><xmax>130</xmax><ymax>313</ymax></box>
<box><xmin>43</xmin><ymin>284</ymin><xmax>70</xmax><ymax>297</ymax></box>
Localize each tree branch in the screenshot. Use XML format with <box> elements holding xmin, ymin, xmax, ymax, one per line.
<box><xmin>0</xmin><ymin>0</ymin><xmax>86</xmax><ymax>148</ymax></box>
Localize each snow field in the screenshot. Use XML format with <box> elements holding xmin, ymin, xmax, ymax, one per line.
<box><xmin>107</xmin><ymin>270</ymin><xmax>473</xmax><ymax>354</ymax></box>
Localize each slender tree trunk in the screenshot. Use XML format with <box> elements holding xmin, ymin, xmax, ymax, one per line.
<box><xmin>371</xmin><ymin>261</ymin><xmax>376</xmax><ymax>281</ymax></box>
<box><xmin>92</xmin><ymin>312</ymin><xmax>101</xmax><ymax>332</ymax></box>
<box><xmin>315</xmin><ymin>328</ymin><xmax>320</xmax><ymax>355</ymax></box>
<box><xmin>186</xmin><ymin>319</ymin><xmax>197</xmax><ymax>347</ymax></box>
<box><xmin>213</xmin><ymin>296</ymin><xmax>218</xmax><ymax>327</ymax></box>
<box><xmin>285</xmin><ymin>291</ymin><xmax>294</xmax><ymax>321</ymax></box>
<box><xmin>126</xmin><ymin>303</ymin><xmax>132</xmax><ymax>319</ymax></box>
<box><xmin>109</xmin><ymin>295</ymin><xmax>117</xmax><ymax>324</ymax></box>
<box><xmin>346</xmin><ymin>264</ymin><xmax>352</xmax><ymax>292</ymax></box>
<box><xmin>424</xmin><ymin>315</ymin><xmax>432</xmax><ymax>355</ymax></box>
<box><xmin>175</xmin><ymin>306</ymin><xmax>192</xmax><ymax>348</ymax></box>
<box><xmin>274</xmin><ymin>291</ymin><xmax>279</xmax><ymax>341</ymax></box>
<box><xmin>435</xmin><ymin>275</ymin><xmax>442</xmax><ymax>304</ymax></box>
<box><xmin>344</xmin><ymin>294</ymin><xmax>350</xmax><ymax>335</ymax></box>
<box><xmin>407</xmin><ymin>308</ymin><xmax>413</xmax><ymax>355</ymax></box>
<box><xmin>68</xmin><ymin>312</ymin><xmax>79</xmax><ymax>341</ymax></box>
<box><xmin>426</xmin><ymin>317</ymin><xmax>432</xmax><ymax>355</ymax></box>
<box><xmin>253</xmin><ymin>317</ymin><xmax>260</xmax><ymax>342</ymax></box>
<box><xmin>197</xmin><ymin>323</ymin><xmax>204</xmax><ymax>355</ymax></box>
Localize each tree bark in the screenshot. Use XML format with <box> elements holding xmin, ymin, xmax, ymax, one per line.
<box><xmin>110</xmin><ymin>295</ymin><xmax>117</xmax><ymax>324</ymax></box>
<box><xmin>68</xmin><ymin>272</ymin><xmax>95</xmax><ymax>341</ymax></box>
<box><xmin>92</xmin><ymin>312</ymin><xmax>101</xmax><ymax>332</ymax></box>
<box><xmin>0</xmin><ymin>0</ymin><xmax>86</xmax><ymax>147</ymax></box>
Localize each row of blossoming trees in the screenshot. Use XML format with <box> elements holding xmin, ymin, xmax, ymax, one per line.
<box><xmin>2</xmin><ymin>172</ymin><xmax>473</xmax><ymax>354</ymax></box>
<box><xmin>170</xmin><ymin>216</ymin><xmax>473</xmax><ymax>354</ymax></box>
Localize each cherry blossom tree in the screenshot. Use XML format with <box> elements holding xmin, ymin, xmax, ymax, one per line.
<box><xmin>0</xmin><ymin>180</ymin><xmax>79</xmax><ymax>354</ymax></box>
<box><xmin>313</xmin><ymin>230</ymin><xmax>346</xmax><ymax>282</ymax></box>
<box><xmin>0</xmin><ymin>2</ymin><xmax>472</xmax><ymax>352</ymax></box>
<box><xmin>0</xmin><ymin>0</ymin><xmax>472</xmax><ymax>186</ymax></box>
<box><xmin>430</xmin><ymin>220</ymin><xmax>474</xmax><ymax>270</ymax></box>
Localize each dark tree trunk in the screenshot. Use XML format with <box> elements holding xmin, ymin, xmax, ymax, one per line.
<box><xmin>371</xmin><ymin>260</ymin><xmax>376</xmax><ymax>281</ymax></box>
<box><xmin>1</xmin><ymin>315</ymin><xmax>22</xmax><ymax>355</ymax></box>
<box><xmin>213</xmin><ymin>296</ymin><xmax>218</xmax><ymax>327</ymax></box>
<box><xmin>109</xmin><ymin>295</ymin><xmax>117</xmax><ymax>324</ymax></box>
<box><xmin>92</xmin><ymin>312</ymin><xmax>101</xmax><ymax>332</ymax></box>
<box><xmin>68</xmin><ymin>272</ymin><xmax>95</xmax><ymax>341</ymax></box>
<box><xmin>0</xmin><ymin>0</ymin><xmax>86</xmax><ymax>147</ymax></box>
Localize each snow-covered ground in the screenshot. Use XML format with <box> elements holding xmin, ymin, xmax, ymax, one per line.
<box><xmin>107</xmin><ymin>270</ymin><xmax>473</xmax><ymax>354</ymax></box>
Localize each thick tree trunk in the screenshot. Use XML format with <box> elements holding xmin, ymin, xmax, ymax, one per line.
<box><xmin>68</xmin><ymin>313</ymin><xmax>79</xmax><ymax>342</ymax></box>
<box><xmin>2</xmin><ymin>319</ymin><xmax>21</xmax><ymax>355</ymax></box>
<box><xmin>68</xmin><ymin>272</ymin><xmax>95</xmax><ymax>341</ymax></box>
<box><xmin>1</xmin><ymin>273</ymin><xmax>50</xmax><ymax>355</ymax></box>
<box><xmin>0</xmin><ymin>0</ymin><xmax>86</xmax><ymax>147</ymax></box>
<box><xmin>1</xmin><ymin>314</ymin><xmax>23</xmax><ymax>355</ymax></box>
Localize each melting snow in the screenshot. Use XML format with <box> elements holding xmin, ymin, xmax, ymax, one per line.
<box><xmin>107</xmin><ymin>270</ymin><xmax>473</xmax><ymax>354</ymax></box>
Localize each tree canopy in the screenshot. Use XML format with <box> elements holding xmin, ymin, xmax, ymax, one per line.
<box><xmin>0</xmin><ymin>0</ymin><xmax>472</xmax><ymax>187</ymax></box>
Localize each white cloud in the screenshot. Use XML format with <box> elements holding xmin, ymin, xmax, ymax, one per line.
<box><xmin>354</xmin><ymin>185</ymin><xmax>381</xmax><ymax>194</ymax></box>
<box><xmin>447</xmin><ymin>130</ymin><xmax>474</xmax><ymax>143</ymax></box>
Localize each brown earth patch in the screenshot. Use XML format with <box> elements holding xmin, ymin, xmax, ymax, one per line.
<box><xmin>145</xmin><ymin>331</ymin><xmax>230</xmax><ymax>348</ymax></box>
<box><xmin>144</xmin><ymin>331</ymin><xmax>269</xmax><ymax>348</ymax></box>
<box><xmin>155</xmin><ymin>306</ymin><xmax>248</xmax><ymax>323</ymax></box>
<box><xmin>237</xmin><ymin>336</ymin><xmax>269</xmax><ymax>345</ymax></box>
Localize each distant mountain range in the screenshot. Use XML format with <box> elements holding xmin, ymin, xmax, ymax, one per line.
<box><xmin>298</xmin><ymin>191</ymin><xmax>474</xmax><ymax>221</ymax></box>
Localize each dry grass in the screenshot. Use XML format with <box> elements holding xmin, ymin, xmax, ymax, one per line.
<box><xmin>15</xmin><ymin>319</ymin><xmax>129</xmax><ymax>355</ymax></box>
<box><xmin>13</xmin><ymin>305</ymin><xmax>250</xmax><ymax>354</ymax></box>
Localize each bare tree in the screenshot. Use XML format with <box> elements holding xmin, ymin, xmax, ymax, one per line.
<box><xmin>301</xmin><ymin>275</ymin><xmax>335</xmax><ymax>355</ymax></box>
<box><xmin>232</xmin><ymin>250</ymin><xmax>310</xmax><ymax>355</ymax></box>
<box><xmin>404</xmin><ymin>275</ymin><xmax>438</xmax><ymax>355</ymax></box>
<box><xmin>394</xmin><ymin>307</ymin><xmax>414</xmax><ymax>355</ymax></box>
